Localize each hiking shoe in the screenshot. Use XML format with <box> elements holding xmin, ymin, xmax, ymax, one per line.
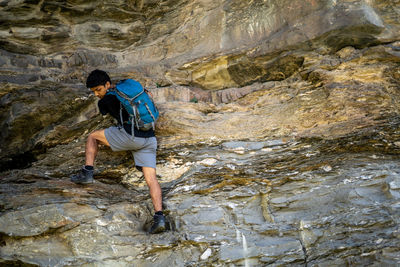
<box><xmin>149</xmin><ymin>214</ymin><xmax>166</xmax><ymax>234</ymax></box>
<box><xmin>70</xmin><ymin>167</ymin><xmax>94</xmax><ymax>184</ymax></box>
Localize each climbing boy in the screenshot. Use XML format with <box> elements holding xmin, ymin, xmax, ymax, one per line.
<box><xmin>70</xmin><ymin>69</ymin><xmax>165</xmax><ymax>234</ymax></box>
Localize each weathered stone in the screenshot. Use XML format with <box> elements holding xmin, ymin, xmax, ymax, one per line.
<box><xmin>0</xmin><ymin>84</ymin><xmax>97</xmax><ymax>170</ymax></box>
<box><xmin>0</xmin><ymin>0</ymin><xmax>400</xmax><ymax>266</ymax></box>
<box><xmin>1</xmin><ymin>132</ymin><xmax>400</xmax><ymax>265</ymax></box>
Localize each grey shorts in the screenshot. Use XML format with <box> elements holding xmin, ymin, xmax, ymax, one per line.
<box><xmin>104</xmin><ymin>126</ymin><xmax>157</xmax><ymax>169</ymax></box>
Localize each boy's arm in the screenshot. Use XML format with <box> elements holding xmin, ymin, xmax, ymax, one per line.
<box><xmin>98</xmin><ymin>94</ymin><xmax>116</xmax><ymax>115</ymax></box>
<box><xmin>98</xmin><ymin>94</ymin><xmax>126</xmax><ymax>124</ymax></box>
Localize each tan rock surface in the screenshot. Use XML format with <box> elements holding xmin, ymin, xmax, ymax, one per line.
<box><xmin>0</xmin><ymin>1</ymin><xmax>400</xmax><ymax>266</ymax></box>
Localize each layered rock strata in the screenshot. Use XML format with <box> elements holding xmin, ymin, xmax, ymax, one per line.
<box><xmin>0</xmin><ymin>0</ymin><xmax>400</xmax><ymax>266</ymax></box>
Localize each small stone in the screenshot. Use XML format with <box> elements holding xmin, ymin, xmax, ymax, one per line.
<box><xmin>178</xmin><ymin>151</ymin><xmax>189</xmax><ymax>156</ymax></box>
<box><xmin>233</xmin><ymin>147</ymin><xmax>245</xmax><ymax>154</ymax></box>
<box><xmin>200</xmin><ymin>248</ymin><xmax>212</xmax><ymax>260</ymax></box>
<box><xmin>262</xmin><ymin>147</ymin><xmax>273</xmax><ymax>152</ymax></box>
<box><xmin>321</xmin><ymin>165</ymin><xmax>332</xmax><ymax>172</ymax></box>
<box><xmin>96</xmin><ymin>205</ymin><xmax>107</xmax><ymax>210</ymax></box>
<box><xmin>226</xmin><ymin>164</ymin><xmax>236</xmax><ymax>170</ymax></box>
<box><xmin>199</xmin><ymin>158</ymin><xmax>217</xmax><ymax>166</ymax></box>
<box><xmin>343</xmin><ymin>179</ymin><xmax>352</xmax><ymax>184</ymax></box>
<box><xmin>194</xmin><ymin>235</ymin><xmax>205</xmax><ymax>241</ymax></box>
<box><xmin>336</xmin><ymin>46</ymin><xmax>356</xmax><ymax>59</ymax></box>
<box><xmin>389</xmin><ymin>180</ymin><xmax>400</xmax><ymax>190</ymax></box>
<box><xmin>96</xmin><ymin>219</ymin><xmax>108</xmax><ymax>226</ymax></box>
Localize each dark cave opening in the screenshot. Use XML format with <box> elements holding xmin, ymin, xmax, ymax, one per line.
<box><xmin>0</xmin><ymin>145</ymin><xmax>46</xmax><ymax>173</ymax></box>
<box><xmin>0</xmin><ymin>151</ymin><xmax>36</xmax><ymax>172</ymax></box>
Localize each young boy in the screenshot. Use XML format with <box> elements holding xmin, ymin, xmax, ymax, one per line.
<box><xmin>70</xmin><ymin>69</ymin><xmax>165</xmax><ymax>234</ymax></box>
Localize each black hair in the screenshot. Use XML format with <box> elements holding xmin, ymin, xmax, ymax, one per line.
<box><xmin>86</xmin><ymin>69</ymin><xmax>111</xmax><ymax>88</ymax></box>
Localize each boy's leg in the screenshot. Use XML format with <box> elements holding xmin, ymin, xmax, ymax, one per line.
<box><xmin>142</xmin><ymin>166</ymin><xmax>162</xmax><ymax>212</ymax></box>
<box><xmin>85</xmin><ymin>129</ymin><xmax>110</xmax><ymax>166</ymax></box>
<box><xmin>71</xmin><ymin>129</ymin><xmax>110</xmax><ymax>184</ymax></box>
<box><xmin>143</xmin><ymin>166</ymin><xmax>165</xmax><ymax>234</ymax></box>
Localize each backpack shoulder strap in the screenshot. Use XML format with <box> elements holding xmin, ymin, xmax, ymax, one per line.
<box><xmin>116</xmin><ymin>79</ymin><xmax>144</xmax><ymax>101</ymax></box>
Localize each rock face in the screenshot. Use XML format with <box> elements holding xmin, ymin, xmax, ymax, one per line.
<box><xmin>0</xmin><ymin>0</ymin><xmax>400</xmax><ymax>266</ymax></box>
<box><xmin>1</xmin><ymin>0</ymin><xmax>400</xmax><ymax>161</ymax></box>
<box><xmin>1</xmin><ymin>136</ymin><xmax>400</xmax><ymax>266</ymax></box>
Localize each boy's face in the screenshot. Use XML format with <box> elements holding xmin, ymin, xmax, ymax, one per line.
<box><xmin>90</xmin><ymin>81</ymin><xmax>110</xmax><ymax>99</ymax></box>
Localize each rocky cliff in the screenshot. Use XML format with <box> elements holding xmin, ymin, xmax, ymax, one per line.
<box><xmin>1</xmin><ymin>0</ymin><xmax>400</xmax><ymax>266</ymax></box>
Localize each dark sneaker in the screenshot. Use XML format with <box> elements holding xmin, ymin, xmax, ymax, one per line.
<box><xmin>70</xmin><ymin>167</ymin><xmax>94</xmax><ymax>184</ymax></box>
<box><xmin>149</xmin><ymin>214</ymin><xmax>166</xmax><ymax>234</ymax></box>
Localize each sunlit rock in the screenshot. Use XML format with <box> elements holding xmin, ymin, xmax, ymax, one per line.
<box><xmin>0</xmin><ymin>0</ymin><xmax>400</xmax><ymax>266</ymax></box>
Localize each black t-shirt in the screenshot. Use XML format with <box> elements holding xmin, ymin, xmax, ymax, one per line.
<box><xmin>98</xmin><ymin>94</ymin><xmax>155</xmax><ymax>138</ymax></box>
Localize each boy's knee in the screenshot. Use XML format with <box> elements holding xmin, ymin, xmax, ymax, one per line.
<box><xmin>88</xmin><ymin>129</ymin><xmax>109</xmax><ymax>146</ymax></box>
<box><xmin>89</xmin><ymin>130</ymin><xmax>103</xmax><ymax>139</ymax></box>
<box><xmin>87</xmin><ymin>132</ymin><xmax>98</xmax><ymax>141</ymax></box>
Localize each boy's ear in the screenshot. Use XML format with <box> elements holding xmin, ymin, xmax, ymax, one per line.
<box><xmin>105</xmin><ymin>81</ymin><xmax>111</xmax><ymax>88</ymax></box>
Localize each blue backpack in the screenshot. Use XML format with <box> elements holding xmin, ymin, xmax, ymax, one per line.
<box><xmin>107</xmin><ymin>79</ymin><xmax>159</xmax><ymax>131</ymax></box>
